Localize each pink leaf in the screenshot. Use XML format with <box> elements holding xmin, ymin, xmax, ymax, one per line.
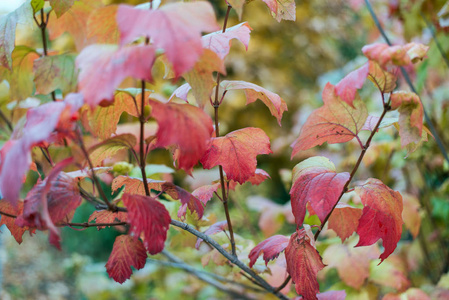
<box><xmin>195</xmin><ymin>220</ymin><xmax>228</xmax><ymax>249</ymax></box>
<box><xmin>261</xmin><ymin>0</ymin><xmax>296</xmax><ymax>22</ymax></box>
<box><xmin>192</xmin><ymin>183</ymin><xmax>220</xmax><ymax>205</ymax></box>
<box><xmin>335</xmin><ymin>63</ymin><xmax>369</xmax><ymax>107</ymax></box>
<box><xmin>248</xmin><ymin>235</ymin><xmax>289</xmax><ymax>268</ymax></box>
<box><xmin>161</xmin><ymin>182</ymin><xmax>204</xmax><ymax>220</ymax></box>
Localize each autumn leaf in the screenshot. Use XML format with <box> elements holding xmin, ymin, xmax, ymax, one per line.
<box><xmin>290</xmin><ymin>156</ymin><xmax>350</xmax><ymax>227</ymax></box>
<box><xmin>220</xmin><ymin>80</ymin><xmax>287</xmax><ymax>126</ymax></box>
<box><xmin>202</xmin><ymin>22</ymin><xmax>252</xmax><ymax>60</ymax></box>
<box><xmin>291</xmin><ymin>83</ymin><xmax>368</xmax><ymax>157</ymax></box>
<box><xmin>8</xmin><ymin>46</ymin><xmax>40</xmax><ymax>101</ymax></box>
<box><xmin>328</xmin><ymin>203</ymin><xmax>362</xmax><ymax>242</ymax></box>
<box><xmin>122</xmin><ymin>193</ymin><xmax>171</xmax><ymax>255</ymax></box>
<box><xmin>33</xmin><ymin>53</ymin><xmax>78</xmax><ymax>95</ymax></box>
<box><xmin>335</xmin><ymin>62</ymin><xmax>368</xmax><ymax>107</ymax></box>
<box><xmin>362</xmin><ymin>43</ymin><xmax>429</xmax><ymax>67</ymax></box>
<box><xmin>390</xmin><ymin>91</ymin><xmax>424</xmax><ymax>147</ymax></box>
<box><xmin>87</xmin><ymin>5</ymin><xmax>120</xmax><ymax>44</ymax></box>
<box><xmin>112</xmin><ymin>176</ymin><xmax>164</xmax><ymax>196</ymax></box>
<box><xmin>105</xmin><ymin>235</ymin><xmax>147</xmax><ymax>284</ymax></box>
<box><xmin>76</xmin><ymin>44</ymin><xmax>155</xmax><ymax>108</ymax></box>
<box><xmin>261</xmin><ymin>0</ymin><xmax>296</xmax><ymax>22</ymax></box>
<box><xmin>88</xmin><ymin>134</ymin><xmax>137</xmax><ymax>166</ymax></box>
<box><xmin>355</xmin><ymin>178</ymin><xmax>403</xmax><ymax>262</ymax></box>
<box><xmin>192</xmin><ymin>183</ymin><xmax>220</xmax><ymax>205</ymax></box>
<box><xmin>367</xmin><ymin>61</ymin><xmax>397</xmax><ymax>93</ymax></box>
<box><xmin>285</xmin><ymin>230</ymin><xmax>325</xmax><ymax>300</ymax></box>
<box><xmin>117</xmin><ymin>2</ymin><xmax>219</xmax><ymax>77</ymax></box>
<box><xmin>50</xmin><ymin>0</ymin><xmax>76</xmax><ymax>18</ymax></box>
<box><xmin>0</xmin><ymin>200</ymin><xmax>34</xmax><ymax>244</ymax></box>
<box><xmin>161</xmin><ymin>182</ymin><xmax>204</xmax><ymax>220</ymax></box>
<box><xmin>248</xmin><ymin>235</ymin><xmax>290</xmax><ymax>268</ymax></box>
<box><xmin>195</xmin><ymin>220</ymin><xmax>228</xmax><ymax>249</ymax></box>
<box><xmin>148</xmin><ymin>99</ymin><xmax>214</xmax><ymax>172</ymax></box>
<box><xmin>200</xmin><ymin>127</ymin><xmax>272</xmax><ymax>184</ymax></box>
<box><xmin>88</xmin><ymin>210</ymin><xmax>128</xmax><ymax>229</ymax></box>
<box><xmin>361</xmin><ymin>115</ymin><xmax>398</xmax><ymax>132</ymax></box>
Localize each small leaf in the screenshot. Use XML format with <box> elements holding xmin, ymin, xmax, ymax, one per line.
<box><xmin>192</xmin><ymin>183</ymin><xmax>220</xmax><ymax>205</ymax></box>
<box><xmin>88</xmin><ymin>210</ymin><xmax>128</xmax><ymax>229</ymax></box>
<box><xmin>328</xmin><ymin>203</ymin><xmax>362</xmax><ymax>242</ymax></box>
<box><xmin>335</xmin><ymin>62</ymin><xmax>369</xmax><ymax>107</ymax></box>
<box><xmin>122</xmin><ymin>193</ymin><xmax>171</xmax><ymax>254</ymax></box>
<box><xmin>285</xmin><ymin>229</ymin><xmax>325</xmax><ymax>300</ymax></box>
<box><xmin>88</xmin><ymin>134</ymin><xmax>137</xmax><ymax>166</ymax></box>
<box><xmin>161</xmin><ymin>182</ymin><xmax>204</xmax><ymax>220</ymax></box>
<box><xmin>200</xmin><ymin>127</ymin><xmax>272</xmax><ymax>184</ymax></box>
<box><xmin>49</xmin><ymin>0</ymin><xmax>76</xmax><ymax>18</ymax></box>
<box><xmin>290</xmin><ymin>156</ymin><xmax>350</xmax><ymax>227</ymax></box>
<box><xmin>355</xmin><ymin>178</ymin><xmax>403</xmax><ymax>262</ymax></box>
<box><xmin>87</xmin><ymin>5</ymin><xmax>120</xmax><ymax>44</ymax></box>
<box><xmin>112</xmin><ymin>176</ymin><xmax>164</xmax><ymax>195</ymax></box>
<box><xmin>361</xmin><ymin>115</ymin><xmax>398</xmax><ymax>132</ymax></box>
<box><xmin>248</xmin><ymin>235</ymin><xmax>290</xmax><ymax>268</ymax></box>
<box><xmin>105</xmin><ymin>235</ymin><xmax>147</xmax><ymax>284</ymax></box>
<box><xmin>291</xmin><ymin>83</ymin><xmax>368</xmax><ymax>157</ymax></box>
<box><xmin>0</xmin><ymin>200</ymin><xmax>34</xmax><ymax>244</ymax></box>
<box><xmin>195</xmin><ymin>220</ymin><xmax>228</xmax><ymax>249</ymax></box>
<box><xmin>220</xmin><ymin>80</ymin><xmax>287</xmax><ymax>126</ymax></box>
<box><xmin>367</xmin><ymin>60</ymin><xmax>397</xmax><ymax>93</ymax></box>
<box><xmin>261</xmin><ymin>0</ymin><xmax>296</xmax><ymax>22</ymax></box>
<box><xmin>31</xmin><ymin>0</ymin><xmax>45</xmax><ymax>14</ymax></box>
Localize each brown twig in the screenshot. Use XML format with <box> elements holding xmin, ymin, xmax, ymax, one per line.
<box><xmin>139</xmin><ymin>80</ymin><xmax>151</xmax><ymax>196</ymax></box>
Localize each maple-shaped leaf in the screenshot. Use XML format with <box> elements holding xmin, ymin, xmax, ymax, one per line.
<box><xmin>355</xmin><ymin>178</ymin><xmax>403</xmax><ymax>262</ymax></box>
<box><xmin>220</xmin><ymin>80</ymin><xmax>287</xmax><ymax>126</ymax></box>
<box><xmin>390</xmin><ymin>91</ymin><xmax>424</xmax><ymax>147</ymax></box>
<box><xmin>323</xmin><ymin>241</ymin><xmax>379</xmax><ymax>289</ymax></box>
<box><xmin>328</xmin><ymin>203</ymin><xmax>362</xmax><ymax>242</ymax></box>
<box><xmin>335</xmin><ymin>63</ymin><xmax>369</xmax><ymax>107</ymax></box>
<box><xmin>182</xmin><ymin>49</ymin><xmax>226</xmax><ymax>108</ymax></box>
<box><xmin>76</xmin><ymin>44</ymin><xmax>155</xmax><ymax>108</ymax></box>
<box><xmin>0</xmin><ymin>1</ymin><xmax>32</xmax><ymax>69</ymax></box>
<box><xmin>401</xmin><ymin>194</ymin><xmax>421</xmax><ymax>238</ymax></box>
<box><xmin>87</xmin><ymin>5</ymin><xmax>120</xmax><ymax>44</ymax></box>
<box><xmin>248</xmin><ymin>235</ymin><xmax>290</xmax><ymax>268</ymax></box>
<box><xmin>291</xmin><ymin>83</ymin><xmax>368</xmax><ymax>157</ymax></box>
<box><xmin>290</xmin><ymin>156</ymin><xmax>350</xmax><ymax>227</ymax></box>
<box><xmin>195</xmin><ymin>220</ymin><xmax>228</xmax><ymax>249</ymax></box>
<box><xmin>47</xmin><ymin>0</ymin><xmax>103</xmax><ymax>50</ymax></box>
<box><xmin>88</xmin><ymin>134</ymin><xmax>137</xmax><ymax>166</ymax></box>
<box><xmin>285</xmin><ymin>229</ymin><xmax>325</xmax><ymax>300</ymax></box>
<box><xmin>362</xmin><ymin>43</ymin><xmax>429</xmax><ymax>67</ymax></box>
<box><xmin>105</xmin><ymin>235</ymin><xmax>147</xmax><ymax>284</ymax></box>
<box><xmin>367</xmin><ymin>61</ymin><xmax>397</xmax><ymax>93</ymax></box>
<box><xmin>192</xmin><ymin>183</ymin><xmax>220</xmax><ymax>205</ymax></box>
<box><xmin>117</xmin><ymin>2</ymin><xmax>219</xmax><ymax>77</ymax></box>
<box><xmin>200</xmin><ymin>127</ymin><xmax>272</xmax><ymax>184</ymax></box>
<box><xmin>202</xmin><ymin>22</ymin><xmax>252</xmax><ymax>60</ymax></box>
<box><xmin>0</xmin><ymin>200</ymin><xmax>34</xmax><ymax>244</ymax></box>
<box><xmin>88</xmin><ymin>210</ymin><xmax>128</xmax><ymax>229</ymax></box>
<box><xmin>112</xmin><ymin>176</ymin><xmax>164</xmax><ymax>195</ymax></box>
<box><xmin>148</xmin><ymin>99</ymin><xmax>214</xmax><ymax>172</ymax></box>
<box><xmin>161</xmin><ymin>182</ymin><xmax>204</xmax><ymax>220</ymax></box>
<box><xmin>50</xmin><ymin>0</ymin><xmax>76</xmax><ymax>18</ymax></box>
<box><xmin>122</xmin><ymin>193</ymin><xmax>171</xmax><ymax>254</ymax></box>
<box><xmin>261</xmin><ymin>0</ymin><xmax>296</xmax><ymax>22</ymax></box>
<box><xmin>33</xmin><ymin>53</ymin><xmax>78</xmax><ymax>95</ymax></box>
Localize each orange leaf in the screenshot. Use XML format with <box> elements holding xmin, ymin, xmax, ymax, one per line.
<box><xmin>328</xmin><ymin>203</ymin><xmax>362</xmax><ymax>242</ymax></box>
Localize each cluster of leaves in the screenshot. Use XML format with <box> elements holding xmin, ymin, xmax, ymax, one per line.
<box><xmin>0</xmin><ymin>0</ymin><xmax>445</xmax><ymax>299</ymax></box>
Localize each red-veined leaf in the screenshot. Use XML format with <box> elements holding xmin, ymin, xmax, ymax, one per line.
<box><xmin>335</xmin><ymin>62</ymin><xmax>369</xmax><ymax>107</ymax></box>
<box><xmin>122</xmin><ymin>193</ymin><xmax>171</xmax><ymax>254</ymax></box>
<box><xmin>291</xmin><ymin>83</ymin><xmax>368</xmax><ymax>157</ymax></box>
<box><xmin>285</xmin><ymin>229</ymin><xmax>325</xmax><ymax>300</ymax></box>
<box><xmin>355</xmin><ymin>178</ymin><xmax>403</xmax><ymax>262</ymax></box>
<box><xmin>248</xmin><ymin>235</ymin><xmax>289</xmax><ymax>268</ymax></box>
<box><xmin>191</xmin><ymin>183</ymin><xmax>220</xmax><ymax>205</ymax></box>
<box><xmin>76</xmin><ymin>44</ymin><xmax>155</xmax><ymax>108</ymax></box>
<box><xmin>105</xmin><ymin>235</ymin><xmax>147</xmax><ymax>284</ymax></box>
<box><xmin>261</xmin><ymin>0</ymin><xmax>296</xmax><ymax>22</ymax></box>
<box><xmin>328</xmin><ymin>203</ymin><xmax>362</xmax><ymax>242</ymax></box>
<box><xmin>195</xmin><ymin>220</ymin><xmax>228</xmax><ymax>249</ymax></box>
<box><xmin>220</xmin><ymin>80</ymin><xmax>287</xmax><ymax>126</ymax></box>
<box><xmin>148</xmin><ymin>99</ymin><xmax>214</xmax><ymax>172</ymax></box>
<box><xmin>117</xmin><ymin>2</ymin><xmax>219</xmax><ymax>77</ymax></box>
<box><xmin>88</xmin><ymin>210</ymin><xmax>128</xmax><ymax>229</ymax></box>
<box><xmin>87</xmin><ymin>5</ymin><xmax>120</xmax><ymax>44</ymax></box>
<box><xmin>290</xmin><ymin>156</ymin><xmax>350</xmax><ymax>227</ymax></box>
<box><xmin>200</xmin><ymin>127</ymin><xmax>272</xmax><ymax>184</ymax></box>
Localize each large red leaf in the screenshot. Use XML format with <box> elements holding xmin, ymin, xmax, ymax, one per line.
<box><xmin>248</xmin><ymin>235</ymin><xmax>290</xmax><ymax>268</ymax></box>
<box><xmin>0</xmin><ymin>200</ymin><xmax>34</xmax><ymax>244</ymax></box>
<box><xmin>291</xmin><ymin>83</ymin><xmax>368</xmax><ymax>157</ymax></box>
<box><xmin>105</xmin><ymin>235</ymin><xmax>147</xmax><ymax>284</ymax></box>
<box><xmin>261</xmin><ymin>0</ymin><xmax>296</xmax><ymax>22</ymax></box>
<box><xmin>122</xmin><ymin>193</ymin><xmax>171</xmax><ymax>255</ymax></box>
<box><xmin>285</xmin><ymin>230</ymin><xmax>325</xmax><ymax>300</ymax></box>
<box><xmin>117</xmin><ymin>2</ymin><xmax>219</xmax><ymax>77</ymax></box>
<box><xmin>148</xmin><ymin>99</ymin><xmax>214</xmax><ymax>172</ymax></box>
<box><xmin>290</xmin><ymin>156</ymin><xmax>350</xmax><ymax>227</ymax></box>
<box><xmin>220</xmin><ymin>80</ymin><xmax>287</xmax><ymax>126</ymax></box>
<box><xmin>202</xmin><ymin>22</ymin><xmax>252</xmax><ymax>60</ymax></box>
<box><xmin>335</xmin><ymin>63</ymin><xmax>369</xmax><ymax>107</ymax></box>
<box><xmin>200</xmin><ymin>127</ymin><xmax>271</xmax><ymax>184</ymax></box>
<box><xmin>195</xmin><ymin>220</ymin><xmax>228</xmax><ymax>249</ymax></box>
<box><xmin>355</xmin><ymin>178</ymin><xmax>403</xmax><ymax>262</ymax></box>
<box><xmin>76</xmin><ymin>44</ymin><xmax>155</xmax><ymax>108</ymax></box>
<box><xmin>328</xmin><ymin>203</ymin><xmax>362</xmax><ymax>242</ymax></box>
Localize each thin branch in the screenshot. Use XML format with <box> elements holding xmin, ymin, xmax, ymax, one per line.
<box><xmin>61</xmin><ymin>221</ymin><xmax>127</xmax><ymax>228</ymax></box>
<box><xmin>139</xmin><ymin>80</ymin><xmax>151</xmax><ymax>196</ymax></box>
<box><xmin>364</xmin><ymin>0</ymin><xmax>449</xmax><ymax>165</ymax></box>
<box><xmin>0</xmin><ymin>209</ymin><xmax>18</xmax><ymax>219</ymax></box>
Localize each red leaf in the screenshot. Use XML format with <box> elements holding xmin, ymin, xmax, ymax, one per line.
<box><xmin>112</xmin><ymin>175</ymin><xmax>164</xmax><ymax>195</ymax></box>
<box><xmin>76</xmin><ymin>45</ymin><xmax>155</xmax><ymax>108</ymax></box>
<box><xmin>362</xmin><ymin>43</ymin><xmax>429</xmax><ymax>67</ymax></box>
<box><xmin>355</xmin><ymin>178</ymin><xmax>403</xmax><ymax>262</ymax></box>
<box><xmin>0</xmin><ymin>200</ymin><xmax>33</xmax><ymax>244</ymax></box>
<box><xmin>291</xmin><ymin>83</ymin><xmax>368</xmax><ymax>157</ymax></box>
<box><xmin>245</xmin><ymin>168</ymin><xmax>271</xmax><ymax>185</ymax></box>
<box><xmin>88</xmin><ymin>210</ymin><xmax>128</xmax><ymax>229</ymax></box>
<box><xmin>195</xmin><ymin>220</ymin><xmax>228</xmax><ymax>249</ymax></box>
<box><xmin>290</xmin><ymin>156</ymin><xmax>350</xmax><ymax>227</ymax></box>
<box><xmin>161</xmin><ymin>182</ymin><xmax>204</xmax><ymax>220</ymax></box>
<box><xmin>105</xmin><ymin>235</ymin><xmax>147</xmax><ymax>284</ymax></box>
<box><xmin>248</xmin><ymin>235</ymin><xmax>290</xmax><ymax>268</ymax></box>
<box><xmin>202</xmin><ymin>22</ymin><xmax>252</xmax><ymax>60</ymax></box>
<box><xmin>192</xmin><ymin>183</ymin><xmax>220</xmax><ymax>205</ymax></box>
<box><xmin>261</xmin><ymin>0</ymin><xmax>296</xmax><ymax>22</ymax></box>
<box><xmin>220</xmin><ymin>80</ymin><xmax>287</xmax><ymax>126</ymax></box>
<box><xmin>201</xmin><ymin>127</ymin><xmax>272</xmax><ymax>184</ymax></box>
<box><xmin>335</xmin><ymin>63</ymin><xmax>369</xmax><ymax>107</ymax></box>
<box><xmin>117</xmin><ymin>2</ymin><xmax>219</xmax><ymax>77</ymax></box>
<box><xmin>148</xmin><ymin>99</ymin><xmax>214</xmax><ymax>172</ymax></box>
<box><xmin>122</xmin><ymin>193</ymin><xmax>171</xmax><ymax>255</ymax></box>
<box><xmin>390</xmin><ymin>91</ymin><xmax>424</xmax><ymax>147</ymax></box>
<box><xmin>328</xmin><ymin>203</ymin><xmax>362</xmax><ymax>242</ymax></box>
<box><xmin>285</xmin><ymin>230</ymin><xmax>325</xmax><ymax>300</ymax></box>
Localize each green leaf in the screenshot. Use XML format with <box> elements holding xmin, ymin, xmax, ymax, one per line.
<box><xmin>31</xmin><ymin>0</ymin><xmax>45</xmax><ymax>14</ymax></box>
